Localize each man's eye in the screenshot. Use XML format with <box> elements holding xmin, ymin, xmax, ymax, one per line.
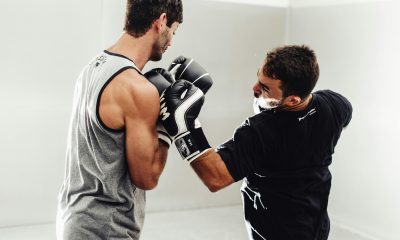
<box><xmin>261</xmin><ymin>86</ymin><xmax>269</xmax><ymax>92</ymax></box>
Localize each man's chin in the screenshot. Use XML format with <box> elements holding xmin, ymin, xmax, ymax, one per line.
<box><xmin>149</xmin><ymin>53</ymin><xmax>162</xmax><ymax>62</ymax></box>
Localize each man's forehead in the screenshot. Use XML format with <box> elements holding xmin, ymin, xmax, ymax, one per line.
<box><xmin>257</xmin><ymin>66</ymin><xmax>262</xmax><ymax>76</ymax></box>
<box><xmin>257</xmin><ymin>68</ymin><xmax>270</xmax><ymax>87</ymax></box>
<box><xmin>257</xmin><ymin>66</ymin><xmax>266</xmax><ymax>79</ymax></box>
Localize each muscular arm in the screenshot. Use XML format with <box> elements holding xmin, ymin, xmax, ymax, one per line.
<box><xmin>125</xmin><ymin>115</ymin><xmax>169</xmax><ymax>190</ymax></box>
<box><xmin>188</xmin><ymin>120</ymin><xmax>260</xmax><ymax>192</ymax></box>
<box><xmin>190</xmin><ymin>149</ymin><xmax>234</xmax><ymax>192</ymax></box>
<box><xmin>119</xmin><ymin>70</ymin><xmax>169</xmax><ymax>190</ymax></box>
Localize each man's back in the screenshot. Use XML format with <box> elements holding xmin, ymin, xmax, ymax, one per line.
<box><xmin>56</xmin><ymin>51</ymin><xmax>145</xmax><ymax>240</ymax></box>
<box><xmin>219</xmin><ymin>90</ymin><xmax>352</xmax><ymax>239</ymax></box>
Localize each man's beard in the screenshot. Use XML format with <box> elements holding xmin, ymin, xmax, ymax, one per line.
<box><xmin>253</xmin><ymin>97</ymin><xmax>282</xmax><ymax>114</ymax></box>
<box><xmin>149</xmin><ymin>31</ymin><xmax>168</xmax><ymax>61</ymax></box>
<box><xmin>149</xmin><ymin>46</ymin><xmax>163</xmax><ymax>61</ymax></box>
<box><xmin>258</xmin><ymin>97</ymin><xmax>281</xmax><ymax>109</ymax></box>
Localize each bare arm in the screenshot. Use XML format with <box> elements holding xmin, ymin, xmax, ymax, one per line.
<box><xmin>125</xmin><ymin>116</ymin><xmax>169</xmax><ymax>190</ymax></box>
<box><xmin>119</xmin><ymin>70</ymin><xmax>169</xmax><ymax>190</ymax></box>
<box><xmin>190</xmin><ymin>149</ymin><xmax>234</xmax><ymax>192</ymax></box>
<box><xmin>188</xmin><ymin>117</ymin><xmax>265</xmax><ymax>193</ymax></box>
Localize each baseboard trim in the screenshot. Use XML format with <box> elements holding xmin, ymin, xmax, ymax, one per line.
<box><xmin>331</xmin><ymin>218</ymin><xmax>381</xmax><ymax>240</ymax></box>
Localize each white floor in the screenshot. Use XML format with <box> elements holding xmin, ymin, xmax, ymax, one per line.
<box><xmin>0</xmin><ymin>205</ymin><xmax>372</xmax><ymax>240</ymax></box>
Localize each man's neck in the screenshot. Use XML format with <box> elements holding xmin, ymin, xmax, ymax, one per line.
<box><xmin>107</xmin><ymin>32</ymin><xmax>153</xmax><ymax>71</ymax></box>
<box><xmin>281</xmin><ymin>94</ymin><xmax>313</xmax><ymax>112</ymax></box>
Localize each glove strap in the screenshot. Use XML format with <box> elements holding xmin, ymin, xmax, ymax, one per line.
<box><xmin>174</xmin><ymin>128</ymin><xmax>211</xmax><ymax>163</ymax></box>
<box><xmin>157</xmin><ymin>123</ymin><xmax>173</xmax><ymax>147</ymax></box>
<box><xmin>158</xmin><ymin>132</ymin><xmax>172</xmax><ymax>147</ymax></box>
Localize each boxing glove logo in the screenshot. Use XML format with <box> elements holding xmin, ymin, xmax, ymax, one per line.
<box><xmin>159</xmin><ymin>92</ymin><xmax>170</xmax><ymax>121</ymax></box>
<box><xmin>175</xmin><ymin>138</ymin><xmax>190</xmax><ymax>158</ymax></box>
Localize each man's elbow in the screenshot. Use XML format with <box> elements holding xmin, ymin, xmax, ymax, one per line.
<box><xmin>203</xmin><ymin>175</ymin><xmax>234</xmax><ymax>193</ymax></box>
<box><xmin>208</xmin><ymin>186</ymin><xmax>221</xmax><ymax>193</ymax></box>
<box><xmin>131</xmin><ymin>178</ymin><xmax>158</xmax><ymax>190</ymax></box>
<box><xmin>205</xmin><ymin>181</ymin><xmax>225</xmax><ymax>193</ymax></box>
<box><xmin>138</xmin><ymin>182</ymin><xmax>157</xmax><ymax>190</ymax></box>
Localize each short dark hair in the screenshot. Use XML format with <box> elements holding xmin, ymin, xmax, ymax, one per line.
<box><xmin>124</xmin><ymin>0</ymin><xmax>183</xmax><ymax>38</ymax></box>
<box><xmin>263</xmin><ymin>45</ymin><xmax>319</xmax><ymax>99</ymax></box>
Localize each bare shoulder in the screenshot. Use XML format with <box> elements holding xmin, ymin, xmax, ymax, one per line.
<box><xmin>115</xmin><ymin>69</ymin><xmax>160</xmax><ymax>121</ymax></box>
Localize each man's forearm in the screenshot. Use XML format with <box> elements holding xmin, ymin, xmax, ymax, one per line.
<box><xmin>151</xmin><ymin>140</ymin><xmax>169</xmax><ymax>182</ymax></box>
<box><xmin>190</xmin><ymin>149</ymin><xmax>234</xmax><ymax>192</ymax></box>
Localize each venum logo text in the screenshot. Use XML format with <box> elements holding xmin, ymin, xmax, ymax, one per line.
<box><xmin>160</xmin><ymin>94</ymin><xmax>170</xmax><ymax>121</ymax></box>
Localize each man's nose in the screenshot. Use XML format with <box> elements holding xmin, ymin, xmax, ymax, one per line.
<box><xmin>253</xmin><ymin>83</ymin><xmax>261</xmax><ymax>98</ymax></box>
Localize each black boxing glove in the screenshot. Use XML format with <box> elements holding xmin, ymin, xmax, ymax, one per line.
<box><xmin>144</xmin><ymin>68</ymin><xmax>176</xmax><ymax>146</ymax></box>
<box><xmin>144</xmin><ymin>68</ymin><xmax>175</xmax><ymax>95</ymax></box>
<box><xmin>168</xmin><ymin>56</ymin><xmax>213</xmax><ymax>94</ymax></box>
<box><xmin>160</xmin><ymin>80</ymin><xmax>211</xmax><ymax>162</ymax></box>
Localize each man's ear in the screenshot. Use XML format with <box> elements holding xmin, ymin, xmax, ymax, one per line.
<box><xmin>154</xmin><ymin>13</ymin><xmax>167</xmax><ymax>33</ymax></box>
<box><xmin>285</xmin><ymin>95</ymin><xmax>302</xmax><ymax>106</ymax></box>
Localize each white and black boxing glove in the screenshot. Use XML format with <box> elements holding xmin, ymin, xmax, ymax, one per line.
<box><xmin>168</xmin><ymin>56</ymin><xmax>213</xmax><ymax>94</ymax></box>
<box><xmin>145</xmin><ymin>66</ymin><xmax>213</xmax><ymax>147</ymax></box>
<box><xmin>168</xmin><ymin>56</ymin><xmax>213</xmax><ymax>133</ymax></box>
<box><xmin>144</xmin><ymin>68</ymin><xmax>175</xmax><ymax>146</ymax></box>
<box><xmin>160</xmin><ymin>80</ymin><xmax>211</xmax><ymax>163</ymax></box>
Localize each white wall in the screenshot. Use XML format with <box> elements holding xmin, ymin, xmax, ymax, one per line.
<box><xmin>288</xmin><ymin>1</ymin><xmax>400</xmax><ymax>239</ymax></box>
<box><xmin>207</xmin><ymin>0</ymin><xmax>289</xmax><ymax>7</ymax></box>
<box><xmin>0</xmin><ymin>0</ymin><xmax>286</xmax><ymax>227</ymax></box>
<box><xmin>0</xmin><ymin>0</ymin><xmax>103</xmax><ymax>227</ymax></box>
<box><xmin>3</xmin><ymin>1</ymin><xmax>398</xmax><ymax>239</ymax></box>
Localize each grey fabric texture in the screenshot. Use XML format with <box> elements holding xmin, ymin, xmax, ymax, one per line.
<box><xmin>57</xmin><ymin>51</ymin><xmax>145</xmax><ymax>240</ymax></box>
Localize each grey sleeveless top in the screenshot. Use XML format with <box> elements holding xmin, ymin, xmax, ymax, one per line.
<box><xmin>57</xmin><ymin>51</ymin><xmax>145</xmax><ymax>240</ymax></box>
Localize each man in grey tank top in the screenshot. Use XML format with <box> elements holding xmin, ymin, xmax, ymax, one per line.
<box><xmin>56</xmin><ymin>1</ymin><xmax>183</xmax><ymax>239</ymax></box>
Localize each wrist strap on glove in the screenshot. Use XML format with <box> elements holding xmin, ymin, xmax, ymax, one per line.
<box><xmin>174</xmin><ymin>127</ymin><xmax>211</xmax><ymax>163</ymax></box>
<box><xmin>157</xmin><ymin>123</ymin><xmax>173</xmax><ymax>147</ymax></box>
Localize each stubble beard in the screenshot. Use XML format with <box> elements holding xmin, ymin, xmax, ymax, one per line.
<box><xmin>149</xmin><ymin>30</ymin><xmax>169</xmax><ymax>62</ymax></box>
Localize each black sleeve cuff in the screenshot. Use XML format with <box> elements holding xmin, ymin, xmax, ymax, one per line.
<box><xmin>216</xmin><ymin>143</ymin><xmax>243</xmax><ymax>182</ymax></box>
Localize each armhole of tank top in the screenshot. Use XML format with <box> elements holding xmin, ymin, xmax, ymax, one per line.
<box><xmin>96</xmin><ymin>66</ymin><xmax>140</xmax><ymax>134</ymax></box>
